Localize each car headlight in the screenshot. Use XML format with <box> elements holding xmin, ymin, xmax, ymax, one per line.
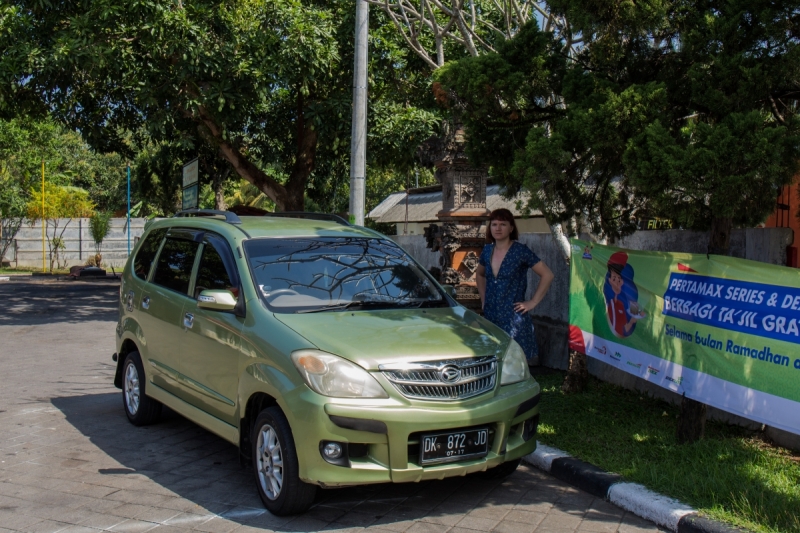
<box><xmin>500</xmin><ymin>340</ymin><xmax>530</xmax><ymax>385</ymax></box>
<box><xmin>291</xmin><ymin>350</ymin><xmax>388</xmax><ymax>398</ymax></box>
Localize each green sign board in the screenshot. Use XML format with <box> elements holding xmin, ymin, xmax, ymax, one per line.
<box><xmin>568</xmin><ymin>239</ymin><xmax>800</xmax><ymax>434</ymax></box>
<box><xmin>182</xmin><ymin>183</ymin><xmax>198</xmax><ymax>210</ymax></box>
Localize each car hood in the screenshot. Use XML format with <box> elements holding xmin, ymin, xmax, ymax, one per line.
<box><xmin>274</xmin><ymin>306</ymin><xmax>508</xmax><ymax>370</ymax></box>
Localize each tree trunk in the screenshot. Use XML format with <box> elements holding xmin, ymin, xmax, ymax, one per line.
<box><xmin>676</xmin><ymin>216</ymin><xmax>732</xmax><ymax>443</ymax></box>
<box><xmin>213</xmin><ymin>167</ymin><xmax>231</xmax><ymax>211</ymax></box>
<box><xmin>708</xmin><ymin>216</ymin><xmax>732</xmax><ymax>255</ymax></box>
<box><xmin>676</xmin><ymin>393</ymin><xmax>707</xmax><ymax>444</ymax></box>
<box><xmin>283</xmin><ymin>124</ymin><xmax>317</xmax><ymax>212</ymax></box>
<box><xmin>191</xmin><ymin>101</ymin><xmax>311</xmax><ymax>212</ymax></box>
<box><xmin>280</xmin><ymin>92</ymin><xmax>318</xmax><ymax>212</ymax></box>
<box><xmin>561</xmin><ymin>350</ymin><xmax>588</xmax><ymax>393</ymax></box>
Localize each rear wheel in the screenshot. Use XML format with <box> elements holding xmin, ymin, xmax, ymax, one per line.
<box><xmin>122</xmin><ymin>351</ymin><xmax>162</xmax><ymax>426</ymax></box>
<box><xmin>251</xmin><ymin>407</ymin><xmax>317</xmax><ymax>515</ymax></box>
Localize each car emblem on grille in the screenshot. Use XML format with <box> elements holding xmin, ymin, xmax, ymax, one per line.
<box><xmin>439</xmin><ymin>365</ymin><xmax>461</xmax><ymax>383</ymax></box>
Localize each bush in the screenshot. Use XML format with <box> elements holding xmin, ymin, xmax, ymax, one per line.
<box><xmin>88</xmin><ymin>212</ymin><xmax>112</xmax><ymax>255</ymax></box>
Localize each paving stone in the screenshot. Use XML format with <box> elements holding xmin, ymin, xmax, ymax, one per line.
<box><xmin>491</xmin><ymin>519</ymin><xmax>537</xmax><ymax>533</ymax></box>
<box><xmin>194</xmin><ymin>517</ymin><xmax>244</xmax><ymax>533</ymax></box>
<box><xmin>108</xmin><ymin>519</ymin><xmax>159</xmax><ymax>533</ymax></box>
<box><xmin>138</xmin><ymin>526</ymin><xmax>194</xmax><ymax>533</ymax></box>
<box><xmin>504</xmin><ymin>509</ymin><xmax>546</xmax><ymax>526</ymax></box>
<box><xmin>454</xmin><ymin>514</ymin><xmax>501</xmax><ymax>531</ymax></box>
<box><xmin>404</xmin><ymin>522</ymin><xmax>451</xmax><ymax>533</ymax></box>
<box><xmin>58</xmin><ymin>526</ymin><xmax>100</xmax><ymax>533</ymax></box>
<box><xmin>75</xmin><ymin>511</ymin><xmax>128</xmax><ymax>530</ymax></box>
<box><xmin>0</xmin><ymin>509</ymin><xmax>47</xmax><ymax>530</ymax></box>
<box><xmin>24</xmin><ymin>520</ymin><xmax>72</xmax><ymax>533</ymax></box>
<box><xmin>370</xmin><ymin>515</ymin><xmax>417</xmax><ymax>532</ymax></box>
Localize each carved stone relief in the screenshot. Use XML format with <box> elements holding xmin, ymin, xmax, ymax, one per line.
<box><xmin>420</xmin><ymin>120</ymin><xmax>491</xmax><ymax>312</ymax></box>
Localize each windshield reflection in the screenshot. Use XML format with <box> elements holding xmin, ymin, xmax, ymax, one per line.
<box><xmin>244</xmin><ymin>237</ymin><xmax>448</xmax><ymax>313</ymax></box>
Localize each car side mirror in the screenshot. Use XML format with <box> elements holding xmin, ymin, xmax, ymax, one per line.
<box><xmin>442</xmin><ymin>285</ymin><xmax>456</xmax><ymax>297</ymax></box>
<box><xmin>197</xmin><ymin>289</ymin><xmax>238</xmax><ymax>311</ymax></box>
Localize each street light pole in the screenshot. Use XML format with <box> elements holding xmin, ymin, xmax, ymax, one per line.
<box><xmin>41</xmin><ymin>159</ymin><xmax>45</xmax><ymax>273</ymax></box>
<box><xmin>349</xmin><ymin>0</ymin><xmax>368</xmax><ymax>226</ymax></box>
<box><xmin>127</xmin><ymin>163</ymin><xmax>131</xmax><ymax>256</ymax></box>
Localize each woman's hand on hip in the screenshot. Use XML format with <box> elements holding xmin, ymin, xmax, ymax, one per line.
<box><xmin>513</xmin><ymin>300</ymin><xmax>536</xmax><ymax>314</ymax></box>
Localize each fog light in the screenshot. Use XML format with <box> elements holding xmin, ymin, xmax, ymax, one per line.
<box><xmin>323</xmin><ymin>442</ymin><xmax>342</xmax><ymax>459</ymax></box>
<box><xmin>523</xmin><ymin>414</ymin><xmax>539</xmax><ymax>442</ymax></box>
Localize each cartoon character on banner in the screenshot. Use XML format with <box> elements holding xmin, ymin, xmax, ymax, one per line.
<box><xmin>603</xmin><ymin>251</ymin><xmax>646</xmax><ymax>337</ymax></box>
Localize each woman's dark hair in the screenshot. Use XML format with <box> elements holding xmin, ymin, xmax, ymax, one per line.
<box><xmin>485</xmin><ymin>208</ymin><xmax>519</xmax><ymax>243</ymax></box>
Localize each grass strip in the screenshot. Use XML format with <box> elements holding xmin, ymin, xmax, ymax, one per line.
<box><xmin>534</xmin><ymin>370</ymin><xmax>800</xmax><ymax>533</ymax></box>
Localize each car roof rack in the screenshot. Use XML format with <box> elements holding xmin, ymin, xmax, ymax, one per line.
<box><xmin>174</xmin><ymin>209</ymin><xmax>242</xmax><ymax>225</ymax></box>
<box><xmin>261</xmin><ymin>212</ymin><xmax>351</xmax><ymax>226</ymax></box>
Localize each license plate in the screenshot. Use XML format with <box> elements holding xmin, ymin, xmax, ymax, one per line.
<box><xmin>419</xmin><ymin>427</ymin><xmax>489</xmax><ymax>465</ymax></box>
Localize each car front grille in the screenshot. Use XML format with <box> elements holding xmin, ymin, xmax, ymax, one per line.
<box><xmin>379</xmin><ymin>356</ymin><xmax>497</xmax><ymax>401</ymax></box>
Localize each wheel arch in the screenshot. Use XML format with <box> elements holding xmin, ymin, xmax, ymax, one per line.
<box><xmin>240</xmin><ymin>392</ymin><xmax>280</xmax><ymax>464</ymax></box>
<box><xmin>114</xmin><ymin>338</ymin><xmax>139</xmax><ymax>389</ymax></box>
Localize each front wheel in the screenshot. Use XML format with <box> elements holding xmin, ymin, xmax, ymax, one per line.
<box><xmin>251</xmin><ymin>407</ymin><xmax>317</xmax><ymax>515</ymax></box>
<box><xmin>122</xmin><ymin>351</ymin><xmax>162</xmax><ymax>426</ymax></box>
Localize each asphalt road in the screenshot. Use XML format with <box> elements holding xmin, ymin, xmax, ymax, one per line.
<box><xmin>0</xmin><ymin>276</ymin><xmax>664</xmax><ymax>533</ymax></box>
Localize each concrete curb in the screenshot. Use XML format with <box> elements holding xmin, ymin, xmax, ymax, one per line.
<box><xmin>522</xmin><ymin>443</ymin><xmax>748</xmax><ymax>533</ymax></box>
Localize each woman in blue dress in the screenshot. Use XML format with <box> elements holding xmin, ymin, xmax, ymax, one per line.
<box><xmin>476</xmin><ymin>209</ymin><xmax>554</xmax><ymax>364</ymax></box>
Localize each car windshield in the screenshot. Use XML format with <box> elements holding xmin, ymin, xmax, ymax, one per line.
<box><xmin>244</xmin><ymin>237</ymin><xmax>448</xmax><ymax>313</ymax></box>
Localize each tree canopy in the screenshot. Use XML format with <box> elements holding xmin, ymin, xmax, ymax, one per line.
<box><xmin>434</xmin><ymin>0</ymin><xmax>800</xmax><ymax>247</ymax></box>
<box><xmin>0</xmin><ymin>0</ymin><xmax>440</xmax><ymax>213</ymax></box>
<box><xmin>0</xmin><ymin>118</ymin><xmax>127</xmax><ymax>211</ymax></box>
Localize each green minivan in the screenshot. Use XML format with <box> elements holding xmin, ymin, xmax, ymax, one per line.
<box><xmin>113</xmin><ymin>210</ymin><xmax>540</xmax><ymax>515</ymax></box>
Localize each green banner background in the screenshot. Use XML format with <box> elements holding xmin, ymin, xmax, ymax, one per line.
<box><xmin>569</xmin><ymin>240</ymin><xmax>800</xmax><ymax>414</ymax></box>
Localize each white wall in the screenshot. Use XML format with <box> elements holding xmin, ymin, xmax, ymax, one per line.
<box><xmin>2</xmin><ymin>218</ymin><xmax>151</xmax><ymax>269</ymax></box>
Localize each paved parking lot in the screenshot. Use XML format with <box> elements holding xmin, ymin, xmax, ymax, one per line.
<box><xmin>0</xmin><ymin>277</ymin><xmax>664</xmax><ymax>533</ymax></box>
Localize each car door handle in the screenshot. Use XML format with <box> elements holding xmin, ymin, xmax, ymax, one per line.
<box><xmin>141</xmin><ymin>296</ymin><xmax>150</xmax><ymax>310</ymax></box>
<box><xmin>184</xmin><ymin>313</ymin><xmax>194</xmax><ymax>329</ymax></box>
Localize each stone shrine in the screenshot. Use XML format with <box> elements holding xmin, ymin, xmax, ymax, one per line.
<box><xmin>420</xmin><ymin>122</ymin><xmax>490</xmax><ymax>312</ymax></box>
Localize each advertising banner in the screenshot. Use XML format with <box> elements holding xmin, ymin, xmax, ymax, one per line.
<box><xmin>568</xmin><ymin>240</ymin><xmax>800</xmax><ymax>434</ymax></box>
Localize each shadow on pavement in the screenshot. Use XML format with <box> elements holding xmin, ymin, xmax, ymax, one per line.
<box><xmin>50</xmin><ymin>392</ymin><xmax>576</xmax><ymax>531</ymax></box>
<box><xmin>0</xmin><ymin>277</ymin><xmax>119</xmax><ymax>326</ymax></box>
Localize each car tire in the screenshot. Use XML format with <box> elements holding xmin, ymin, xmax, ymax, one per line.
<box><xmin>122</xmin><ymin>351</ymin><xmax>162</xmax><ymax>426</ymax></box>
<box><xmin>251</xmin><ymin>407</ymin><xmax>317</xmax><ymax>515</ymax></box>
<box><xmin>478</xmin><ymin>458</ymin><xmax>522</xmax><ymax>479</ymax></box>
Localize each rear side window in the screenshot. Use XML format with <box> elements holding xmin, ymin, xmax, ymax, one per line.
<box><xmin>194</xmin><ymin>239</ymin><xmax>238</xmax><ymax>299</ymax></box>
<box><xmin>133</xmin><ymin>229</ymin><xmax>166</xmax><ymax>280</ymax></box>
<box><xmin>152</xmin><ymin>238</ymin><xmax>200</xmax><ymax>295</ymax></box>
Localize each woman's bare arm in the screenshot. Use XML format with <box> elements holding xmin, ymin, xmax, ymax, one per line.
<box><xmin>476</xmin><ymin>264</ymin><xmax>486</xmax><ymax>308</ymax></box>
<box><xmin>514</xmin><ymin>260</ymin><xmax>554</xmax><ymax>313</ymax></box>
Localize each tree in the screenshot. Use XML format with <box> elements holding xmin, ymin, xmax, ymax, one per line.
<box><xmin>0</xmin><ymin>161</ymin><xmax>26</xmax><ymax>264</ymax></box>
<box><xmin>435</xmin><ymin>0</ymin><xmax>800</xmax><ymax>247</ymax></box>
<box><xmin>0</xmin><ymin>118</ymin><xmax>127</xmax><ymax>212</ymax></box>
<box><xmin>88</xmin><ymin>211</ymin><xmax>112</xmax><ymax>266</ymax></box>
<box><xmin>26</xmin><ymin>184</ymin><xmax>95</xmax><ymax>272</ymax></box>
<box><xmin>367</xmin><ymin>0</ymin><xmax>579</xmax><ymax>68</ymax></box>
<box><xmin>1</xmin><ymin>0</ymin><xmax>438</xmax><ymax>213</ymax></box>
<box><xmin>623</xmin><ymin>0</ymin><xmax>800</xmax><ymax>253</ymax></box>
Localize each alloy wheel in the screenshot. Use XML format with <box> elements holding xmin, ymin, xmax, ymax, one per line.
<box><xmin>124</xmin><ymin>362</ymin><xmax>140</xmax><ymax>415</ymax></box>
<box><xmin>256</xmin><ymin>423</ymin><xmax>284</xmax><ymax>500</ymax></box>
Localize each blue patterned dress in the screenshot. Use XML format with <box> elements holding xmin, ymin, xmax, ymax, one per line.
<box><xmin>479</xmin><ymin>241</ymin><xmax>541</xmax><ymax>362</ymax></box>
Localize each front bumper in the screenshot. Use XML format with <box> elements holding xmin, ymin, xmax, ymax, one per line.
<box><xmin>283</xmin><ymin>378</ymin><xmax>540</xmax><ymax>487</ymax></box>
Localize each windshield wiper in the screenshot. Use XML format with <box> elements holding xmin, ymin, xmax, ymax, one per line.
<box><xmin>296</xmin><ymin>300</ymin><xmax>403</xmax><ymax>313</ymax></box>
<box><xmin>411</xmin><ymin>299</ymin><xmax>449</xmax><ymax>308</ymax></box>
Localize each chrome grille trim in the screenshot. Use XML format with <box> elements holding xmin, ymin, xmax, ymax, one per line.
<box><xmin>379</xmin><ymin>356</ymin><xmax>497</xmax><ymax>401</ymax></box>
